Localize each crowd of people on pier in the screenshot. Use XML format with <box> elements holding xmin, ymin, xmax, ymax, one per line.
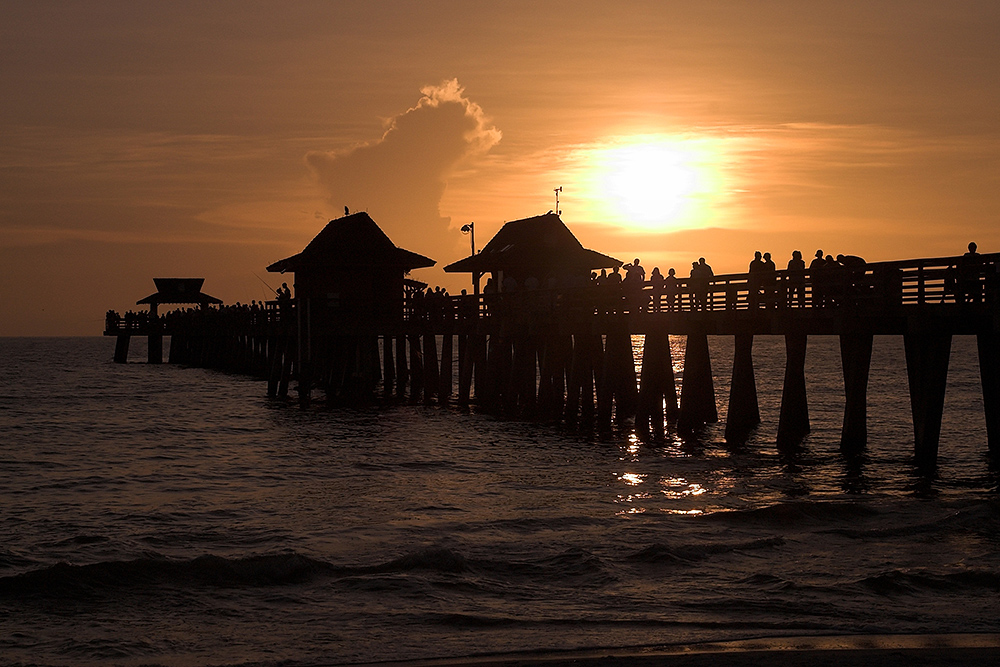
<box><xmin>105</xmin><ymin>300</ymin><xmax>280</xmax><ymax>335</ymax></box>
<box><xmin>106</xmin><ymin>243</ymin><xmax>994</xmax><ymax>335</ymax></box>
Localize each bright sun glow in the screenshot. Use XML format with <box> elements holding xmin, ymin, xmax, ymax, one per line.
<box><xmin>582</xmin><ymin>135</ymin><xmax>723</xmax><ymax>232</ymax></box>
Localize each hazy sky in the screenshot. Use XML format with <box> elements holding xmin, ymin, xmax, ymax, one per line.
<box><xmin>3</xmin><ymin>1</ymin><xmax>998</xmax><ymax>335</ymax></box>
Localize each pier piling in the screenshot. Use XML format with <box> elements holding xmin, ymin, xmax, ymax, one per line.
<box><xmin>678</xmin><ymin>329</ymin><xmax>717</xmax><ymax>433</ymax></box>
<box><xmin>777</xmin><ymin>333</ymin><xmax>809</xmax><ymax>449</ymax></box>
<box><xmin>905</xmin><ymin>331</ymin><xmax>952</xmax><ymax>468</ymax></box>
<box><xmin>839</xmin><ymin>333</ymin><xmax>873</xmax><ymax>455</ymax></box>
<box><xmin>725</xmin><ymin>333</ymin><xmax>760</xmax><ymax>444</ymax></box>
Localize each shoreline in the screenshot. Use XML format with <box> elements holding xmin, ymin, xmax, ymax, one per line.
<box><xmin>352</xmin><ymin>634</ymin><xmax>1000</xmax><ymax>667</ymax></box>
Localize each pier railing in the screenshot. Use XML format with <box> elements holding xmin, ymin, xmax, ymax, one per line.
<box><xmin>104</xmin><ymin>252</ymin><xmax>998</xmax><ymax>337</ymax></box>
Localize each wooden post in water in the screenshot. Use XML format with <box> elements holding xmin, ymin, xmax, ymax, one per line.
<box><xmin>776</xmin><ymin>333</ymin><xmax>809</xmax><ymax>449</ymax></box>
<box><xmin>978</xmin><ymin>332</ymin><xmax>1000</xmax><ymax>457</ymax></box>
<box><xmin>725</xmin><ymin>333</ymin><xmax>760</xmax><ymax>444</ymax></box>
<box><xmin>395</xmin><ymin>335</ymin><xmax>408</xmax><ymax>397</ymax></box>
<box><xmin>566</xmin><ymin>333</ymin><xmax>600</xmax><ymax>427</ymax></box>
<box><xmin>440</xmin><ymin>333</ymin><xmax>453</xmax><ymax>402</ymax></box>
<box><xmin>382</xmin><ymin>335</ymin><xmax>395</xmax><ymax>398</ymax></box>
<box><xmin>147</xmin><ymin>304</ymin><xmax>162</xmax><ymax>364</ymax></box>
<box><xmin>114</xmin><ymin>334</ymin><xmax>130</xmax><ymax>363</ymax></box>
<box><xmin>904</xmin><ymin>331</ymin><xmax>952</xmax><ymax>468</ymax></box>
<box><xmin>408</xmin><ymin>334</ymin><xmax>423</xmax><ymax>401</ymax></box>
<box><xmin>507</xmin><ymin>335</ymin><xmax>537</xmax><ymax>417</ymax></box>
<box><xmin>678</xmin><ymin>329</ymin><xmax>717</xmax><ymax>433</ymax></box>
<box><xmin>471</xmin><ymin>333</ymin><xmax>487</xmax><ymax>404</ymax></box>
<box><xmin>422</xmin><ymin>333</ymin><xmax>439</xmax><ymax>404</ymax></box>
<box><xmin>457</xmin><ymin>334</ymin><xmax>472</xmax><ymax>404</ymax></box>
<box><xmin>636</xmin><ymin>330</ymin><xmax>678</xmax><ymax>440</ymax></box>
<box><xmin>839</xmin><ymin>333</ymin><xmax>874</xmax><ymax>455</ymax></box>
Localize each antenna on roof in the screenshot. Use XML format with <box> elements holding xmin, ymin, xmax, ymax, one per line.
<box><xmin>554</xmin><ymin>187</ymin><xmax>562</xmax><ymax>216</ymax></box>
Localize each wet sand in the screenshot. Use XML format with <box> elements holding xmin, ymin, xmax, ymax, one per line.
<box><xmin>357</xmin><ymin>634</ymin><xmax>1000</xmax><ymax>667</ymax></box>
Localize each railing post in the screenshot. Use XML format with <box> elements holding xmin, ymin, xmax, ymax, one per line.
<box><xmin>917</xmin><ymin>262</ymin><xmax>926</xmax><ymax>305</ymax></box>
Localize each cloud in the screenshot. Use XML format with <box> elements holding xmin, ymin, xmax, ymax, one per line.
<box><xmin>305</xmin><ymin>79</ymin><xmax>501</xmax><ymax>260</ymax></box>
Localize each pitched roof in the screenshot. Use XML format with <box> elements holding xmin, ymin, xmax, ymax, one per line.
<box><xmin>266</xmin><ymin>212</ymin><xmax>435</xmax><ymax>274</ymax></box>
<box><xmin>136</xmin><ymin>278</ymin><xmax>223</xmax><ymax>305</ymax></box>
<box><xmin>443</xmin><ymin>212</ymin><xmax>621</xmax><ymax>274</ymax></box>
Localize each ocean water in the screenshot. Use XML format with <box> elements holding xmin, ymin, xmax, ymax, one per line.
<box><xmin>0</xmin><ymin>335</ymin><xmax>998</xmax><ymax>666</ymax></box>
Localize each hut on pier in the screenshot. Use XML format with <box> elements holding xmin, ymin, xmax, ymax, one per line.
<box><xmin>137</xmin><ymin>278</ymin><xmax>223</xmax><ymax>314</ymax></box>
<box><xmin>266</xmin><ymin>212</ymin><xmax>435</xmax><ymax>330</ymax></box>
<box><xmin>130</xmin><ymin>278</ymin><xmax>222</xmax><ymax>364</ymax></box>
<box><xmin>442</xmin><ymin>212</ymin><xmax>621</xmax><ymax>288</ymax></box>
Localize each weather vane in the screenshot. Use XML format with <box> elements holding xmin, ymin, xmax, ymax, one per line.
<box><xmin>554</xmin><ymin>186</ymin><xmax>562</xmax><ymax>216</ymax></box>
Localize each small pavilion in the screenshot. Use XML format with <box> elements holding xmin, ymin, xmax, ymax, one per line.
<box><xmin>109</xmin><ymin>278</ymin><xmax>223</xmax><ymax>364</ymax></box>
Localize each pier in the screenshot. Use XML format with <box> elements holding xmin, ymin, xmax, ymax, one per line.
<box><xmin>104</xmin><ymin>213</ymin><xmax>1000</xmax><ymax>469</ymax></box>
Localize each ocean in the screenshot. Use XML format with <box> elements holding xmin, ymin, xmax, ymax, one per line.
<box><xmin>1</xmin><ymin>335</ymin><xmax>998</xmax><ymax>666</ymax></box>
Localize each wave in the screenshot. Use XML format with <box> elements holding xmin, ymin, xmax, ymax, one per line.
<box><xmin>703</xmin><ymin>501</ymin><xmax>879</xmax><ymax>526</ymax></box>
<box><xmin>858</xmin><ymin>568</ymin><xmax>1000</xmax><ymax>595</ymax></box>
<box><xmin>0</xmin><ymin>546</ymin><xmax>614</xmax><ymax>601</ymax></box>
<box><xmin>0</xmin><ymin>552</ymin><xmax>335</xmax><ymax>600</ymax></box>
<box><xmin>627</xmin><ymin>537</ymin><xmax>785</xmax><ymax>564</ymax></box>
<box><xmin>829</xmin><ymin>500</ymin><xmax>1000</xmax><ymax>540</ymax></box>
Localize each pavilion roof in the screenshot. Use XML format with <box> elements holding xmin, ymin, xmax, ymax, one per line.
<box><xmin>266</xmin><ymin>212</ymin><xmax>435</xmax><ymax>274</ymax></box>
<box><xmin>136</xmin><ymin>278</ymin><xmax>223</xmax><ymax>305</ymax></box>
<box><xmin>443</xmin><ymin>212</ymin><xmax>621</xmax><ymax>275</ymax></box>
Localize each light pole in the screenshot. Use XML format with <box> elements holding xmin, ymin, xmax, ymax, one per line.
<box><xmin>461</xmin><ymin>222</ymin><xmax>480</xmax><ymax>295</ymax></box>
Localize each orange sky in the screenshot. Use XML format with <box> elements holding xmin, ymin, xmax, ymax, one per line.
<box><xmin>2</xmin><ymin>1</ymin><xmax>999</xmax><ymax>335</ymax></box>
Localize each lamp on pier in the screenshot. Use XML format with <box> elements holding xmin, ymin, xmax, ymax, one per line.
<box><xmin>461</xmin><ymin>222</ymin><xmax>480</xmax><ymax>295</ymax></box>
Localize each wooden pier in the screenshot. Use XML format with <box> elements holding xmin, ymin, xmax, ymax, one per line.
<box><xmin>105</xmin><ymin>250</ymin><xmax>1000</xmax><ymax>470</ymax></box>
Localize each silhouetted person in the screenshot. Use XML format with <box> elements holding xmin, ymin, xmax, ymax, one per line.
<box><xmin>692</xmin><ymin>258</ymin><xmax>713</xmax><ymax>310</ymax></box>
<box><xmin>825</xmin><ymin>254</ymin><xmax>845</xmax><ymax>306</ymax></box>
<box><xmin>625</xmin><ymin>258</ymin><xmax>646</xmax><ymax>282</ymax></box>
<box><xmin>748</xmin><ymin>251</ymin><xmax>764</xmax><ymax>308</ymax></box>
<box><xmin>959</xmin><ymin>241</ymin><xmax>982</xmax><ymax>303</ymax></box>
<box><xmin>648</xmin><ymin>267</ymin><xmax>665</xmax><ymax>312</ymax></box>
<box><xmin>607</xmin><ymin>265</ymin><xmax>624</xmax><ymax>313</ymax></box>
<box><xmin>623</xmin><ymin>260</ymin><xmax>646</xmax><ymax>312</ymax></box>
<box><xmin>809</xmin><ymin>249</ymin><xmax>826</xmax><ymax>307</ymax></box>
<box><xmin>762</xmin><ymin>252</ymin><xmax>777</xmax><ymax>308</ymax></box>
<box><xmin>786</xmin><ymin>250</ymin><xmax>806</xmax><ymax>307</ymax></box>
<box><xmin>837</xmin><ymin>253</ymin><xmax>867</xmax><ymax>302</ymax></box>
<box><xmin>664</xmin><ymin>268</ymin><xmax>679</xmax><ymax>311</ymax></box>
<box><xmin>277</xmin><ymin>282</ymin><xmax>291</xmax><ymax>320</ymax></box>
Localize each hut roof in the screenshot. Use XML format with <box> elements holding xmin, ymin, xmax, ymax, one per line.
<box><xmin>266</xmin><ymin>212</ymin><xmax>435</xmax><ymax>274</ymax></box>
<box><xmin>137</xmin><ymin>278</ymin><xmax>223</xmax><ymax>305</ymax></box>
<box><xmin>443</xmin><ymin>212</ymin><xmax>621</xmax><ymax>275</ymax></box>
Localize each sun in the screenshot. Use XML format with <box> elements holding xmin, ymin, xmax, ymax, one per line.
<box><xmin>587</xmin><ymin>136</ymin><xmax>717</xmax><ymax>231</ymax></box>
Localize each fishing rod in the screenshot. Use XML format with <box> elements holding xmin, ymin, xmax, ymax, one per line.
<box><xmin>252</xmin><ymin>271</ymin><xmax>278</xmax><ymax>298</ymax></box>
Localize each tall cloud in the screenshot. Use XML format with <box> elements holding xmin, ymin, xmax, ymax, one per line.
<box><xmin>306</xmin><ymin>79</ymin><xmax>501</xmax><ymax>260</ymax></box>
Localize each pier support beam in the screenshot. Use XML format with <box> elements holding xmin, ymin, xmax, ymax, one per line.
<box><xmin>114</xmin><ymin>334</ymin><xmax>130</xmax><ymax>363</ymax></box>
<box><xmin>457</xmin><ymin>334</ymin><xmax>472</xmax><ymax>404</ymax></box>
<box><xmin>637</xmin><ymin>331</ymin><xmax>678</xmax><ymax>440</ymax></box>
<box><xmin>422</xmin><ymin>333</ymin><xmax>439</xmax><ymax>404</ymax></box>
<box><xmin>566</xmin><ymin>333</ymin><xmax>600</xmax><ymax>427</ymax></box>
<box><xmin>839</xmin><ymin>333</ymin><xmax>873</xmax><ymax>455</ymax></box>
<box><xmin>382</xmin><ymin>335</ymin><xmax>395</xmax><ymax>398</ymax></box>
<box><xmin>394</xmin><ymin>336</ymin><xmax>408</xmax><ymax>397</ymax></box>
<box><xmin>678</xmin><ymin>330</ymin><xmax>717</xmax><ymax>433</ymax></box>
<box><xmin>725</xmin><ymin>333</ymin><xmax>760</xmax><ymax>444</ymax></box>
<box><xmin>408</xmin><ymin>334</ymin><xmax>423</xmax><ymax>402</ymax></box>
<box><xmin>904</xmin><ymin>332</ymin><xmax>952</xmax><ymax>469</ymax></box>
<box><xmin>777</xmin><ymin>333</ymin><xmax>809</xmax><ymax>449</ymax></box>
<box><xmin>440</xmin><ymin>333</ymin><xmax>453</xmax><ymax>402</ymax></box>
<box><xmin>598</xmin><ymin>322</ymin><xmax>638</xmax><ymax>428</ymax></box>
<box><xmin>147</xmin><ymin>334</ymin><xmax>163</xmax><ymax>364</ymax></box>
<box><xmin>978</xmin><ymin>332</ymin><xmax>1000</xmax><ymax>457</ymax></box>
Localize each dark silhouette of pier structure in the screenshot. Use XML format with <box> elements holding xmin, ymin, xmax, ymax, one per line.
<box><xmin>104</xmin><ymin>213</ymin><xmax>1000</xmax><ymax>469</ymax></box>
